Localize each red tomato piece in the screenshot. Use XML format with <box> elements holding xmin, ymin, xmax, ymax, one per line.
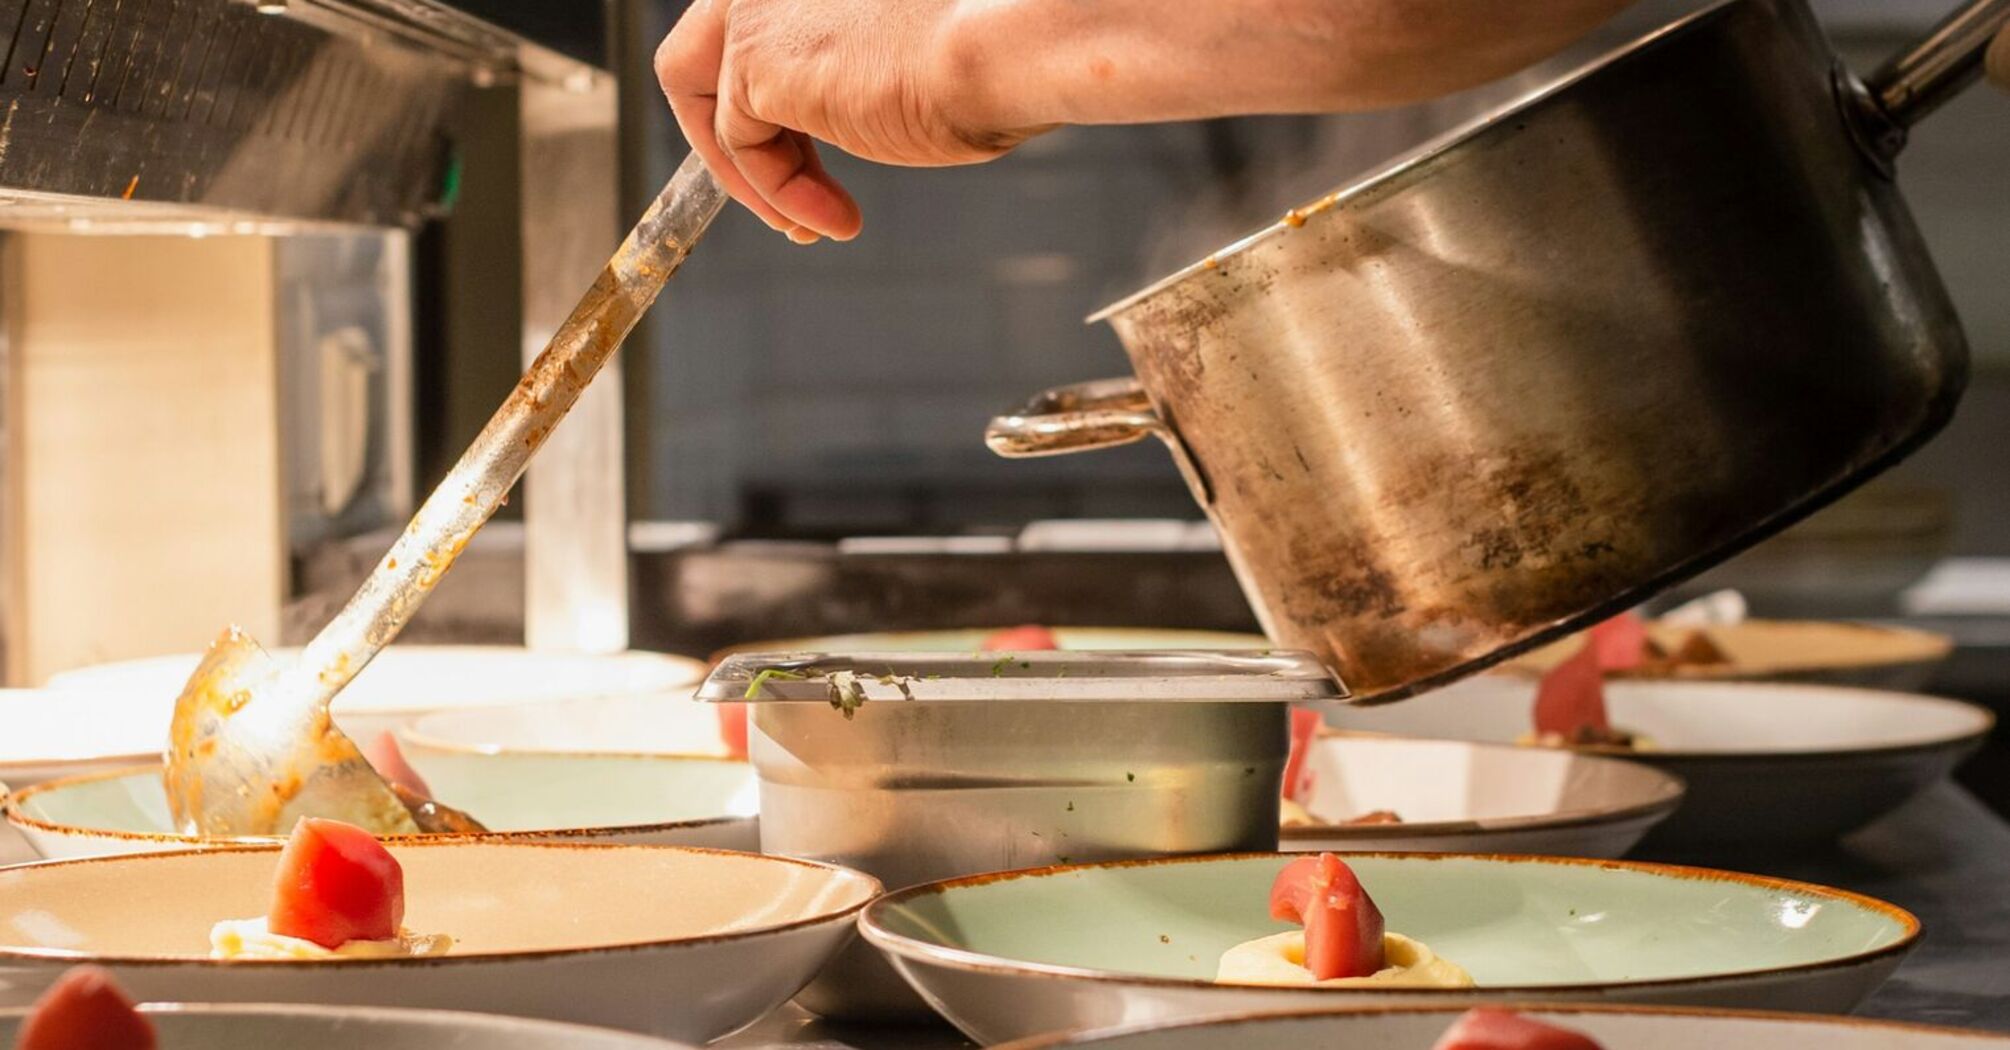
<box><xmin>716</xmin><ymin>701</ymin><xmax>750</xmax><ymax>760</ymax></box>
<box><xmin>978</xmin><ymin>625</ymin><xmax>1060</xmax><ymax>651</ymax></box>
<box><xmin>1267</xmin><ymin>852</ymin><xmax>1385</xmax><ymax>980</ymax></box>
<box><xmin>1586</xmin><ymin>611</ymin><xmax>1650</xmax><ymax>671</ymax></box>
<box><xmin>15</xmin><ymin>966</ymin><xmax>156</xmax><ymax>1050</ymax></box>
<box><xmin>363</xmin><ymin>731</ymin><xmax>431</xmax><ymax>798</ymax></box>
<box><xmin>1533</xmin><ymin>643</ymin><xmax>1610</xmax><ymax>738</ymax></box>
<box><xmin>267</xmin><ymin>818</ymin><xmax>405</xmax><ymax>949</ymax></box>
<box><xmin>1432</xmin><ymin>1007</ymin><xmax>1605</xmax><ymax>1050</ymax></box>
<box><xmin>1282</xmin><ymin>707</ymin><xmax>1322</xmax><ymax>802</ymax></box>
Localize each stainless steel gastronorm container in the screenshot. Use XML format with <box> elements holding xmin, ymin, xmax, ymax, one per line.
<box><xmin>698</xmin><ymin>651</ymin><xmax>1343</xmax><ymax>1021</ymax></box>
<box><xmin>989</xmin><ymin>0</ymin><xmax>2009</xmax><ymax>700</ymax></box>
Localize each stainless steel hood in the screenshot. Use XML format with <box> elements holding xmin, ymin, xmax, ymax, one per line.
<box><xmin>0</xmin><ymin>0</ymin><xmax>580</xmax><ymax>230</ymax></box>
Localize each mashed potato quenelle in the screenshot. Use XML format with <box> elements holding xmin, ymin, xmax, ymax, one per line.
<box><xmin>1217</xmin><ymin>929</ymin><xmax>1472</xmax><ymax>987</ymax></box>
<box><xmin>210</xmin><ymin>917</ymin><xmax>450</xmax><ymax>960</ymax></box>
<box><xmin>210</xmin><ymin>817</ymin><xmax>451</xmax><ymax>961</ymax></box>
<box><xmin>1216</xmin><ymin>852</ymin><xmax>1473</xmax><ymax>988</ymax></box>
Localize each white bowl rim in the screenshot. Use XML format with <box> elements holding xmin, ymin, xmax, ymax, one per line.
<box><xmin>1498</xmin><ymin>619</ymin><xmax>1955</xmax><ymax>678</ymax></box>
<box><xmin>858</xmin><ymin>850</ymin><xmax>1920</xmax><ymax>997</ymax></box>
<box><xmin>397</xmin><ymin>703</ymin><xmax>730</xmax><ymax>761</ymax></box>
<box><xmin>0</xmin><ymin>1001</ymin><xmax>692</xmax><ymax>1044</ymax></box>
<box><xmin>990</xmin><ymin>1001</ymin><xmax>2010</xmax><ymax>1049</ymax></box>
<box><xmin>1277</xmin><ymin>734</ymin><xmax>1686</xmax><ymax>840</ymax></box>
<box><xmin>2</xmin><ymin>764</ymin><xmax>757</xmax><ymax>848</ymax></box>
<box><xmin>1368</xmin><ymin>679</ymin><xmax>1996</xmax><ymax>761</ymax></box>
<box><xmin>0</xmin><ymin>840</ymin><xmax>881</xmax><ymax>968</ymax></box>
<box><xmin>42</xmin><ymin>646</ymin><xmax>711</xmax><ymax>717</ymax></box>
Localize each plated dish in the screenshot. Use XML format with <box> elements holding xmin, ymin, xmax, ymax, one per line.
<box><xmin>1279</xmin><ymin>735</ymin><xmax>1682</xmax><ymax>858</ymax></box>
<box><xmin>0</xmin><ymin>838</ymin><xmax>878</xmax><ymax>1042</ymax></box>
<box><xmin>1323</xmin><ymin>677</ymin><xmax>1991</xmax><ymax>845</ymax></box>
<box><xmin>5</xmin><ymin>750</ymin><xmax>758</xmax><ymax>860</ymax></box>
<box><xmin>1501</xmin><ymin>619</ymin><xmax>1951</xmax><ymax>691</ymax></box>
<box><xmin>994</xmin><ymin>1004</ymin><xmax>2010</xmax><ymax>1049</ymax></box>
<box><xmin>858</xmin><ymin>852</ymin><xmax>1917</xmax><ymax>1044</ymax></box>
<box><xmin>43</xmin><ymin>646</ymin><xmax>709</xmax><ymax>743</ymax></box>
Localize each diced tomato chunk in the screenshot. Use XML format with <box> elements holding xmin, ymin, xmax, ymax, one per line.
<box><xmin>267</xmin><ymin>818</ymin><xmax>405</xmax><ymax>949</ymax></box>
<box><xmin>1432</xmin><ymin>1007</ymin><xmax>1605</xmax><ymax>1050</ymax></box>
<box><xmin>978</xmin><ymin>625</ymin><xmax>1060</xmax><ymax>651</ymax></box>
<box><xmin>1586</xmin><ymin>612</ymin><xmax>1650</xmax><ymax>671</ymax></box>
<box><xmin>363</xmin><ymin>731</ymin><xmax>431</xmax><ymax>798</ymax></box>
<box><xmin>1267</xmin><ymin>852</ymin><xmax>1384</xmax><ymax>980</ymax></box>
<box><xmin>15</xmin><ymin>966</ymin><xmax>156</xmax><ymax>1050</ymax></box>
<box><xmin>1282</xmin><ymin>707</ymin><xmax>1322</xmax><ymax>802</ymax></box>
<box><xmin>1533</xmin><ymin>643</ymin><xmax>1610</xmax><ymax>738</ymax></box>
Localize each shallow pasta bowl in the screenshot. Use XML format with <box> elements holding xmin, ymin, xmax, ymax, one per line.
<box><xmin>0</xmin><ymin>1002</ymin><xmax>692</xmax><ymax>1048</ymax></box>
<box><xmin>5</xmin><ymin>750</ymin><xmax>759</xmax><ymax>859</ymax></box>
<box><xmin>711</xmin><ymin>627</ymin><xmax>1272</xmax><ymax>658</ymax></box>
<box><xmin>994</xmin><ymin>1004</ymin><xmax>2010</xmax><ymax>1049</ymax></box>
<box><xmin>45</xmin><ymin>645</ymin><xmax>708</xmax><ymax>742</ymax></box>
<box><xmin>0</xmin><ymin>841</ymin><xmax>878</xmax><ymax>1042</ymax></box>
<box><xmin>402</xmin><ymin>692</ymin><xmax>733</xmax><ymax>759</ymax></box>
<box><xmin>1500</xmin><ymin>619</ymin><xmax>1953</xmax><ymax>691</ymax></box>
<box><xmin>858</xmin><ymin>852</ymin><xmax>1916</xmax><ymax>1045</ymax></box>
<box><xmin>1323</xmin><ymin>678</ymin><xmax>1992</xmax><ymax>845</ymax></box>
<box><xmin>1282</xmin><ymin>736</ymin><xmax>1682</xmax><ymax>858</ymax></box>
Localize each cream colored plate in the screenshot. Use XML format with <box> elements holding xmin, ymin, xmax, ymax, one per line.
<box><xmin>1501</xmin><ymin>619</ymin><xmax>1951</xmax><ymax>689</ymax></box>
<box><xmin>0</xmin><ymin>1002</ymin><xmax>691</xmax><ymax>1048</ymax></box>
<box><xmin>0</xmin><ymin>841</ymin><xmax>877</xmax><ymax>1042</ymax></box>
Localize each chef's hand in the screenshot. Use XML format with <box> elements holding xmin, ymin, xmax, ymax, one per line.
<box><xmin>658</xmin><ymin>0</ymin><xmax>1633</xmax><ymax>243</ymax></box>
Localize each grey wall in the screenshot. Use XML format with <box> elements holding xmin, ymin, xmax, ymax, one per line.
<box><xmin>634</xmin><ymin>0</ymin><xmax>2010</xmax><ymax>552</ymax></box>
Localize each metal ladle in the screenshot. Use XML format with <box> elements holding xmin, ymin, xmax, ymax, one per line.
<box><xmin>164</xmin><ymin>153</ymin><xmax>728</xmax><ymax>836</ymax></box>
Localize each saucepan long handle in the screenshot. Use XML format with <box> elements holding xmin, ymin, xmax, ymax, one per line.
<box><xmin>1868</xmin><ymin>0</ymin><xmax>2010</xmax><ymax>128</ymax></box>
<box><xmin>985</xmin><ymin>377</ymin><xmax>1166</xmax><ymax>457</ymax></box>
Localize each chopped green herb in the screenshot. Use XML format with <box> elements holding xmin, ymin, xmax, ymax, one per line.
<box><xmin>1126</xmin><ymin>772</ymin><xmax>1136</xmax><ymax>782</ymax></box>
<box><xmin>744</xmin><ymin>668</ymin><xmax>807</xmax><ymax>700</ymax></box>
<box><xmin>1020</xmin><ymin>660</ymin><xmax>1031</xmax><ymax>669</ymax></box>
<box><xmin>1065</xmin><ymin>801</ymin><xmax>1075</xmax><ymax>812</ymax></box>
<box><xmin>989</xmin><ymin>655</ymin><xmax>1015</xmax><ymax>677</ymax></box>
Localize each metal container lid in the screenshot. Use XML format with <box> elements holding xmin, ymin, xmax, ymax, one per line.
<box><xmin>700</xmin><ymin>650</ymin><xmax>1347</xmax><ymax>710</ymax></box>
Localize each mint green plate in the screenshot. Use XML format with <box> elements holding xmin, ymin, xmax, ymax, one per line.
<box><xmin>5</xmin><ymin>752</ymin><xmax>757</xmax><ymax>859</ymax></box>
<box><xmin>860</xmin><ymin>853</ymin><xmax>1918</xmax><ymax>1044</ymax></box>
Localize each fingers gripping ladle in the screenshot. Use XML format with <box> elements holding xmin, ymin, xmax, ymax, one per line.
<box><xmin>165</xmin><ymin>154</ymin><xmax>728</xmax><ymax>836</ymax></box>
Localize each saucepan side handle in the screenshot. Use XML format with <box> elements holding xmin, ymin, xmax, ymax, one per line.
<box><xmin>986</xmin><ymin>377</ymin><xmax>1165</xmax><ymax>458</ymax></box>
<box><xmin>1866</xmin><ymin>0</ymin><xmax>2010</xmax><ymax>128</ymax></box>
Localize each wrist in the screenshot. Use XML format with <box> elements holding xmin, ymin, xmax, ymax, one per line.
<box><xmin>929</xmin><ymin>0</ymin><xmax>1059</xmax><ymax>147</ymax></box>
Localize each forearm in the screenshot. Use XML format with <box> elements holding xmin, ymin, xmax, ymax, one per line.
<box><xmin>942</xmin><ymin>0</ymin><xmax>1634</xmax><ymax>131</ymax></box>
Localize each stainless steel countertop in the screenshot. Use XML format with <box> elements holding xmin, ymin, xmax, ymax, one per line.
<box><xmin>725</xmin><ymin>782</ymin><xmax>2010</xmax><ymax>1047</ymax></box>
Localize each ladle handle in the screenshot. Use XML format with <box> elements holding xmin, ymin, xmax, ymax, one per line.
<box><xmin>1868</xmin><ymin>0</ymin><xmax>2010</xmax><ymax>127</ymax></box>
<box><xmin>985</xmin><ymin>377</ymin><xmax>1166</xmax><ymax>457</ymax></box>
<box><xmin>297</xmin><ymin>151</ymin><xmax>728</xmax><ymax>699</ymax></box>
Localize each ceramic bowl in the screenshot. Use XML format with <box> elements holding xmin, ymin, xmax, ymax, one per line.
<box><xmin>859</xmin><ymin>852</ymin><xmax>1917</xmax><ymax>1045</ymax></box>
<box><xmin>994</xmin><ymin>1004</ymin><xmax>2010</xmax><ymax>1049</ymax></box>
<box><xmin>5</xmin><ymin>750</ymin><xmax>759</xmax><ymax>860</ymax></box>
<box><xmin>1322</xmin><ymin>678</ymin><xmax>1992</xmax><ymax>846</ymax></box>
<box><xmin>712</xmin><ymin>627</ymin><xmax>1272</xmax><ymax>659</ymax></box>
<box><xmin>44</xmin><ymin>645</ymin><xmax>708</xmax><ymax>742</ymax></box>
<box><xmin>0</xmin><ymin>1002</ymin><xmax>691</xmax><ymax>1048</ymax></box>
<box><xmin>1282</xmin><ymin>736</ymin><xmax>1682</xmax><ymax>858</ymax></box>
<box><xmin>0</xmin><ymin>841</ymin><xmax>878</xmax><ymax>1042</ymax></box>
<box><xmin>402</xmin><ymin>692</ymin><xmax>732</xmax><ymax>759</ymax></box>
<box><xmin>0</xmin><ymin>686</ymin><xmax>174</xmax><ymax>790</ymax></box>
<box><xmin>1500</xmin><ymin>620</ymin><xmax>1952</xmax><ymax>691</ymax></box>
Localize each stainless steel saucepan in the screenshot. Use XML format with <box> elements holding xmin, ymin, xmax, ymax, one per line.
<box><xmin>989</xmin><ymin>0</ymin><xmax>2009</xmax><ymax>700</ymax></box>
